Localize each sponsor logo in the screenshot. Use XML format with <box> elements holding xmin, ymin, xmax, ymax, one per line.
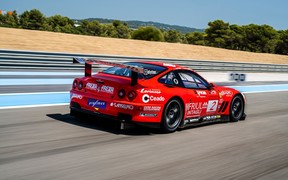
<box><xmin>184</xmin><ymin>117</ymin><xmax>200</xmax><ymax>124</ymax></box>
<box><xmin>110</xmin><ymin>102</ymin><xmax>133</xmax><ymax>110</ymax></box>
<box><xmin>71</xmin><ymin>93</ymin><xmax>82</xmax><ymax>99</ymax></box>
<box><xmin>88</xmin><ymin>98</ymin><xmax>106</xmax><ymax>109</ymax></box>
<box><xmin>86</xmin><ymin>82</ymin><xmax>97</xmax><ymax>90</ymax></box>
<box><xmin>140</xmin><ymin>89</ymin><xmax>161</xmax><ymax>94</ymax></box>
<box><xmin>142</xmin><ymin>94</ymin><xmax>165</xmax><ymax>103</ymax></box>
<box><xmin>203</xmin><ymin>115</ymin><xmax>221</xmax><ymax>121</ymax></box>
<box><xmin>195</xmin><ymin>90</ymin><xmax>207</xmax><ymax>97</ymax></box>
<box><xmin>144</xmin><ymin>69</ymin><xmax>157</xmax><ymax>75</ymax></box>
<box><xmin>210</xmin><ymin>90</ymin><xmax>217</xmax><ymax>95</ymax></box>
<box><xmin>206</xmin><ymin>100</ymin><xmax>219</xmax><ymax>112</ymax></box>
<box><xmin>101</xmin><ymin>85</ymin><xmax>114</xmax><ymax>94</ymax></box>
<box><xmin>86</xmin><ymin>83</ymin><xmax>114</xmax><ymax>94</ymax></box>
<box><xmin>140</xmin><ymin>113</ymin><xmax>157</xmax><ymax>117</ymax></box>
<box><xmin>220</xmin><ymin>90</ymin><xmax>233</xmax><ymax>97</ymax></box>
<box><xmin>143</xmin><ymin>106</ymin><xmax>161</xmax><ymax>112</ymax></box>
<box><xmin>185</xmin><ymin>102</ymin><xmax>208</xmax><ymax>116</ymax></box>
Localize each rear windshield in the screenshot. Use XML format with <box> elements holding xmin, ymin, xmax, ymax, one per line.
<box><xmin>103</xmin><ymin>62</ymin><xmax>167</xmax><ymax>79</ymax></box>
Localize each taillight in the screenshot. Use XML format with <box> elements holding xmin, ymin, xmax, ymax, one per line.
<box><xmin>73</xmin><ymin>80</ymin><xmax>78</xmax><ymax>89</ymax></box>
<box><xmin>78</xmin><ymin>81</ymin><xmax>83</xmax><ymax>90</ymax></box>
<box><xmin>127</xmin><ymin>90</ymin><xmax>137</xmax><ymax>101</ymax></box>
<box><xmin>118</xmin><ymin>89</ymin><xmax>126</xmax><ymax>99</ymax></box>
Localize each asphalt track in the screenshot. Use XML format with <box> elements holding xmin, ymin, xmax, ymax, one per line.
<box><xmin>1</xmin><ymin>91</ymin><xmax>288</xmax><ymax>179</ymax></box>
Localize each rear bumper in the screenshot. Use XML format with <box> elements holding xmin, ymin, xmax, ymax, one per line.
<box><xmin>70</xmin><ymin>104</ymin><xmax>132</xmax><ymax>122</ymax></box>
<box><xmin>69</xmin><ymin>90</ymin><xmax>163</xmax><ymax>123</ymax></box>
<box><xmin>70</xmin><ymin>104</ymin><xmax>161</xmax><ymax>129</ymax></box>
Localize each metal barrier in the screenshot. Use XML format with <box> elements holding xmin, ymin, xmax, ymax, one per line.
<box><xmin>0</xmin><ymin>49</ymin><xmax>288</xmax><ymax>72</ymax></box>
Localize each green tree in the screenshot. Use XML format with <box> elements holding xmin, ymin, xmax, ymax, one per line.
<box><xmin>115</xmin><ymin>24</ymin><xmax>131</xmax><ymax>38</ymax></box>
<box><xmin>242</xmin><ymin>24</ymin><xmax>278</xmax><ymax>53</ymax></box>
<box><xmin>112</xmin><ymin>20</ymin><xmax>131</xmax><ymax>39</ymax></box>
<box><xmin>205</xmin><ymin>20</ymin><xmax>230</xmax><ymax>48</ymax></box>
<box><xmin>101</xmin><ymin>24</ymin><xmax>117</xmax><ymax>38</ymax></box>
<box><xmin>132</xmin><ymin>26</ymin><xmax>164</xmax><ymax>41</ymax></box>
<box><xmin>228</xmin><ymin>25</ymin><xmax>245</xmax><ymax>50</ymax></box>
<box><xmin>19</xmin><ymin>9</ymin><xmax>46</xmax><ymax>30</ymax></box>
<box><xmin>0</xmin><ymin>11</ymin><xmax>19</xmax><ymax>28</ymax></box>
<box><xmin>275</xmin><ymin>30</ymin><xmax>288</xmax><ymax>55</ymax></box>
<box><xmin>185</xmin><ymin>32</ymin><xmax>206</xmax><ymax>45</ymax></box>
<box><xmin>164</xmin><ymin>30</ymin><xmax>182</xmax><ymax>43</ymax></box>
<box><xmin>45</xmin><ymin>15</ymin><xmax>76</xmax><ymax>33</ymax></box>
<box><xmin>78</xmin><ymin>20</ymin><xmax>102</xmax><ymax>36</ymax></box>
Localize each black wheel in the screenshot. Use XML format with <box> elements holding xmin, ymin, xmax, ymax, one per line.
<box><xmin>230</xmin><ymin>95</ymin><xmax>244</xmax><ymax>122</ymax></box>
<box><xmin>161</xmin><ymin>98</ymin><xmax>183</xmax><ymax>133</ymax></box>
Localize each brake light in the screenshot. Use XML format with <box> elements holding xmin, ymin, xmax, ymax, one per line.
<box><xmin>118</xmin><ymin>89</ymin><xmax>126</xmax><ymax>99</ymax></box>
<box><xmin>73</xmin><ymin>80</ymin><xmax>78</xmax><ymax>89</ymax></box>
<box><xmin>78</xmin><ymin>81</ymin><xmax>83</xmax><ymax>90</ymax></box>
<box><xmin>127</xmin><ymin>90</ymin><xmax>137</xmax><ymax>101</ymax></box>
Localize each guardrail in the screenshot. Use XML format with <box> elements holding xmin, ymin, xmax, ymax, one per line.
<box><xmin>0</xmin><ymin>49</ymin><xmax>288</xmax><ymax>72</ymax></box>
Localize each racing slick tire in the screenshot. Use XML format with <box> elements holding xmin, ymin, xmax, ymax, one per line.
<box><xmin>229</xmin><ymin>95</ymin><xmax>244</xmax><ymax>122</ymax></box>
<box><xmin>161</xmin><ymin>98</ymin><xmax>183</xmax><ymax>133</ymax></box>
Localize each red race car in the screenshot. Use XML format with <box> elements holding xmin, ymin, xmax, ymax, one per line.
<box><xmin>70</xmin><ymin>58</ymin><xmax>246</xmax><ymax>132</ymax></box>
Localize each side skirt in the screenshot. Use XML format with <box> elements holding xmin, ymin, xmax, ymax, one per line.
<box><xmin>180</xmin><ymin>115</ymin><xmax>230</xmax><ymax>129</ymax></box>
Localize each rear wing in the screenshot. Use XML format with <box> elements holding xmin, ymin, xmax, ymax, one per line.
<box><xmin>73</xmin><ymin>58</ymin><xmax>144</xmax><ymax>86</ymax></box>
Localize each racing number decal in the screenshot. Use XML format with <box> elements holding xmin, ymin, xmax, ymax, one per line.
<box><xmin>206</xmin><ymin>100</ymin><xmax>218</xmax><ymax>112</ymax></box>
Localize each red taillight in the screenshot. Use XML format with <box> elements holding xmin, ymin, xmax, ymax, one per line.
<box><xmin>118</xmin><ymin>89</ymin><xmax>126</xmax><ymax>99</ymax></box>
<box><xmin>78</xmin><ymin>81</ymin><xmax>83</xmax><ymax>90</ymax></box>
<box><xmin>73</xmin><ymin>80</ymin><xmax>78</xmax><ymax>89</ymax></box>
<box><xmin>127</xmin><ymin>90</ymin><xmax>137</xmax><ymax>101</ymax></box>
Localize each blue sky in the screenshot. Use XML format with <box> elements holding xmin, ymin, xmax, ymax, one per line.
<box><xmin>1</xmin><ymin>0</ymin><xmax>288</xmax><ymax>30</ymax></box>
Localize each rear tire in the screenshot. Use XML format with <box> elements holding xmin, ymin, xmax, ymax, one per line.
<box><xmin>161</xmin><ymin>98</ymin><xmax>183</xmax><ymax>133</ymax></box>
<box><xmin>230</xmin><ymin>95</ymin><xmax>244</xmax><ymax>122</ymax></box>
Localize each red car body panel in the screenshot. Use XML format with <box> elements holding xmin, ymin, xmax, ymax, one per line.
<box><xmin>70</xmin><ymin>59</ymin><xmax>246</xmax><ymax>128</ymax></box>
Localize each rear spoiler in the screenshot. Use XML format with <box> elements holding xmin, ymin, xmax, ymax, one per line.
<box><xmin>73</xmin><ymin>58</ymin><xmax>144</xmax><ymax>86</ymax></box>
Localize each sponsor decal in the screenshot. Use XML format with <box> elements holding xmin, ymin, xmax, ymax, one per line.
<box><xmin>101</xmin><ymin>85</ymin><xmax>114</xmax><ymax>94</ymax></box>
<box><xmin>71</xmin><ymin>93</ymin><xmax>82</xmax><ymax>100</ymax></box>
<box><xmin>86</xmin><ymin>83</ymin><xmax>114</xmax><ymax>94</ymax></box>
<box><xmin>86</xmin><ymin>82</ymin><xmax>97</xmax><ymax>90</ymax></box>
<box><xmin>195</xmin><ymin>90</ymin><xmax>207</xmax><ymax>98</ymax></box>
<box><xmin>220</xmin><ymin>90</ymin><xmax>233</xmax><ymax>97</ymax></box>
<box><xmin>206</xmin><ymin>100</ymin><xmax>219</xmax><ymax>112</ymax></box>
<box><xmin>143</xmin><ymin>106</ymin><xmax>161</xmax><ymax>112</ymax></box>
<box><xmin>140</xmin><ymin>89</ymin><xmax>161</xmax><ymax>94</ymax></box>
<box><xmin>88</xmin><ymin>98</ymin><xmax>106</xmax><ymax>109</ymax></box>
<box><xmin>210</xmin><ymin>90</ymin><xmax>217</xmax><ymax>95</ymax></box>
<box><xmin>144</xmin><ymin>69</ymin><xmax>157</xmax><ymax>75</ymax></box>
<box><xmin>184</xmin><ymin>117</ymin><xmax>200</xmax><ymax>124</ymax></box>
<box><xmin>110</xmin><ymin>102</ymin><xmax>133</xmax><ymax>110</ymax></box>
<box><xmin>142</xmin><ymin>94</ymin><xmax>165</xmax><ymax>103</ymax></box>
<box><xmin>140</xmin><ymin>113</ymin><xmax>157</xmax><ymax>117</ymax></box>
<box><xmin>203</xmin><ymin>115</ymin><xmax>221</xmax><ymax>121</ymax></box>
<box><xmin>185</xmin><ymin>102</ymin><xmax>208</xmax><ymax>116</ymax></box>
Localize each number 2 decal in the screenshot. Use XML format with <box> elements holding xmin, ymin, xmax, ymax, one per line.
<box><xmin>207</xmin><ymin>100</ymin><xmax>218</xmax><ymax>112</ymax></box>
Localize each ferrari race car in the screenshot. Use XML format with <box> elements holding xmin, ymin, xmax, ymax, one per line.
<box><xmin>70</xmin><ymin>58</ymin><xmax>246</xmax><ymax>132</ymax></box>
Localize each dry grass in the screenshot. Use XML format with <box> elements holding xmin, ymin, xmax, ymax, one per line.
<box><xmin>0</xmin><ymin>27</ymin><xmax>288</xmax><ymax>64</ymax></box>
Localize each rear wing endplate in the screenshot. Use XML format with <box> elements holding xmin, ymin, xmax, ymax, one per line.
<box><xmin>73</xmin><ymin>58</ymin><xmax>144</xmax><ymax>86</ymax></box>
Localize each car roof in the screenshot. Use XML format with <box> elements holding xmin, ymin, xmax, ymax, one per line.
<box><xmin>134</xmin><ymin>61</ymin><xmax>189</xmax><ymax>70</ymax></box>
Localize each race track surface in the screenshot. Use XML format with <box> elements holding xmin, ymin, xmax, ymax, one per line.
<box><xmin>0</xmin><ymin>92</ymin><xmax>288</xmax><ymax>179</ymax></box>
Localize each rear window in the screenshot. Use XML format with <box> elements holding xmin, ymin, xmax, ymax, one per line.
<box><xmin>103</xmin><ymin>62</ymin><xmax>167</xmax><ymax>79</ymax></box>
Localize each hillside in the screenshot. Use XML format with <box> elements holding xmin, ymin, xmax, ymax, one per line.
<box><xmin>74</xmin><ymin>18</ymin><xmax>204</xmax><ymax>34</ymax></box>
<box><xmin>0</xmin><ymin>27</ymin><xmax>288</xmax><ymax>64</ymax></box>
